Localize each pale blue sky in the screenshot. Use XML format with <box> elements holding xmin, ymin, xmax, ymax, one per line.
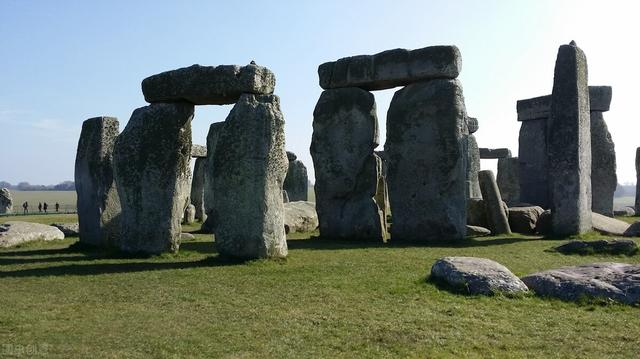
<box><xmin>1</xmin><ymin>0</ymin><xmax>638</xmax><ymax>184</ymax></box>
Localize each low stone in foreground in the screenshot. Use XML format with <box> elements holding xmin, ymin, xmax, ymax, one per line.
<box><xmin>50</xmin><ymin>223</ymin><xmax>80</xmax><ymax>237</ymax></box>
<box><xmin>592</xmin><ymin>212</ymin><xmax>630</xmax><ymax>236</ymax></box>
<box><xmin>430</xmin><ymin>257</ymin><xmax>528</xmax><ymax>295</ymax></box>
<box><xmin>283</xmin><ymin>201</ymin><xmax>319</xmax><ymax>234</ymax></box>
<box><xmin>554</xmin><ymin>239</ymin><xmax>638</xmax><ymax>256</ymax></box>
<box><xmin>0</xmin><ymin>221</ymin><xmax>65</xmax><ymax>248</ymax></box>
<box><xmin>466</xmin><ymin>225</ymin><xmax>491</xmax><ymax>237</ymax></box>
<box><xmin>522</xmin><ymin>263</ymin><xmax>640</xmax><ymax>305</ymax></box>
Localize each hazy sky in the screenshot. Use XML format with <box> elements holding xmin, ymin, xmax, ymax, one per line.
<box><xmin>1</xmin><ymin>0</ymin><xmax>638</xmax><ymax>185</ymax></box>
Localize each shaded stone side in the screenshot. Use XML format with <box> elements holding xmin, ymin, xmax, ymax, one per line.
<box><xmin>497</xmin><ymin>157</ymin><xmax>520</xmax><ymax>205</ymax></box>
<box><xmin>479</xmin><ymin>148</ymin><xmax>512</xmax><ymax>159</ymax></box>
<box><xmin>547</xmin><ymin>43</ymin><xmax>592</xmax><ymax>236</ymax></box>
<box><xmin>478</xmin><ymin>170</ymin><xmax>511</xmax><ymax>235</ymax></box>
<box><xmin>311</xmin><ymin>87</ymin><xmax>384</xmax><ymax>241</ymax></box>
<box><xmin>113</xmin><ymin>103</ymin><xmax>194</xmax><ymax>254</ymax></box>
<box><xmin>283</xmin><ymin>151</ymin><xmax>309</xmax><ymax>202</ymax></box>
<box><xmin>465</xmin><ymin>134</ymin><xmax>481</xmax><ymax>199</ymax></box>
<box><xmin>385</xmin><ymin>79</ymin><xmax>467</xmax><ymax>242</ymax></box>
<box><xmin>190</xmin><ymin>157</ymin><xmax>206</xmax><ymax>221</ymax></box>
<box><xmin>211</xmin><ymin>94</ymin><xmax>288</xmax><ymax>259</ymax></box>
<box><xmin>373</xmin><ymin>153</ymin><xmax>390</xmax><ymax>242</ymax></box>
<box><xmin>590</xmin><ymin>111</ymin><xmax>616</xmax><ymax>217</ymax></box>
<box><xmin>518</xmin><ymin>119</ymin><xmax>549</xmax><ymax>208</ymax></box>
<box><xmin>74</xmin><ymin>116</ymin><xmax>121</xmax><ymax>247</ymax></box>
<box><xmin>202</xmin><ymin>122</ymin><xmax>226</xmax><ymax>233</ymax></box>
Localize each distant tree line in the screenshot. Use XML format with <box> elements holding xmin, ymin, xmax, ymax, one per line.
<box><xmin>0</xmin><ymin>181</ymin><xmax>75</xmax><ymax>191</ymax></box>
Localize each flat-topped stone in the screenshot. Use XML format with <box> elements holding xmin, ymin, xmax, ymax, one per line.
<box><xmin>430</xmin><ymin>257</ymin><xmax>528</xmax><ymax>295</ymax></box>
<box><xmin>191</xmin><ymin>144</ymin><xmax>207</xmax><ymax>158</ymax></box>
<box><xmin>0</xmin><ymin>221</ymin><xmax>65</xmax><ymax>248</ymax></box>
<box><xmin>318</xmin><ymin>45</ymin><xmax>461</xmax><ymax>91</ymax></box>
<box><xmin>517</xmin><ymin>86</ymin><xmax>613</xmax><ymax>121</ymax></box>
<box><xmin>479</xmin><ymin>148</ymin><xmax>512</xmax><ymax>159</ymax></box>
<box><xmin>142</xmin><ymin>63</ymin><xmax>276</xmax><ymax>105</ymax></box>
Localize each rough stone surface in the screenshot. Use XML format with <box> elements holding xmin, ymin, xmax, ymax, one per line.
<box><xmin>311</xmin><ymin>87</ymin><xmax>384</xmax><ymax>241</ymax></box>
<box><xmin>466</xmin><ymin>225</ymin><xmax>491</xmax><ymax>237</ymax></box>
<box><xmin>385</xmin><ymin>79</ymin><xmax>467</xmax><ymax>242</ymax></box>
<box><xmin>479</xmin><ymin>170</ymin><xmax>511</xmax><ymax>235</ymax></box>
<box><xmin>319</xmin><ymin>46</ymin><xmax>461</xmax><ymax>91</ymax></box>
<box><xmin>592</xmin><ymin>212</ymin><xmax>631</xmax><ymax>236</ymax></box>
<box><xmin>0</xmin><ymin>221</ymin><xmax>65</xmax><ymax>248</ymax></box>
<box><xmin>518</xmin><ymin>119</ymin><xmax>550</xmax><ymax>208</ymax></box>
<box><xmin>183</xmin><ymin>204</ymin><xmax>196</xmax><ymax>225</ymax></box>
<box><xmin>74</xmin><ymin>116</ymin><xmax>121</xmax><ymax>247</ymax></box>
<box><xmin>284</xmin><ymin>152</ymin><xmax>309</xmax><ymax>201</ymax></box>
<box><xmin>142</xmin><ymin>64</ymin><xmax>276</xmax><ymax>105</ymax></box>
<box><xmin>624</xmin><ymin>222</ymin><xmax>640</xmax><ymax>237</ymax></box>
<box><xmin>497</xmin><ymin>157</ymin><xmax>520</xmax><ymax>205</ymax></box>
<box><xmin>191</xmin><ymin>144</ymin><xmax>207</xmax><ymax>158</ymax></box>
<box><xmin>464</xmin><ymin>134</ymin><xmax>481</xmax><ymax>199</ymax></box>
<box><xmin>373</xmin><ymin>153</ymin><xmax>390</xmax><ymax>241</ymax></box>
<box><xmin>113</xmin><ymin>102</ymin><xmax>194</xmax><ymax>254</ymax></box>
<box><xmin>508</xmin><ymin>206</ymin><xmax>544</xmax><ymax>234</ymax></box>
<box><xmin>430</xmin><ymin>257</ymin><xmax>528</xmax><ymax>295</ymax></box>
<box><xmin>614</xmin><ymin>207</ymin><xmax>635</xmax><ymax>217</ymax></box>
<box><xmin>466</xmin><ymin>116</ymin><xmax>479</xmax><ymax>134</ymax></box>
<box><xmin>0</xmin><ymin>188</ymin><xmax>12</xmax><ymax>214</ymax></box>
<box><xmin>591</xmin><ymin>111</ymin><xmax>616</xmax><ymax>217</ymax></box>
<box><xmin>284</xmin><ymin>201</ymin><xmax>319</xmax><ymax>234</ymax></box>
<box><xmin>521</xmin><ymin>262</ymin><xmax>640</xmax><ymax>305</ymax></box>
<box><xmin>202</xmin><ymin>122</ymin><xmax>226</xmax><ymax>233</ymax></box>
<box><xmin>536</xmin><ymin>210</ymin><xmax>553</xmax><ymax>235</ymax></box>
<box><xmin>479</xmin><ymin>148</ymin><xmax>512</xmax><ymax>159</ymax></box>
<box><xmin>467</xmin><ymin>198</ymin><xmax>488</xmax><ymax>228</ymax></box>
<box><xmin>190</xmin><ymin>157</ymin><xmax>206</xmax><ymax>221</ymax></box>
<box><xmin>547</xmin><ymin>43</ymin><xmax>592</xmax><ymax>236</ymax></box>
<box><xmin>211</xmin><ymin>94</ymin><xmax>288</xmax><ymax>259</ymax></box>
<box><xmin>588</xmin><ymin>86</ymin><xmax>613</xmax><ymax>112</ymax></box>
<box><xmin>517</xmin><ymin>86</ymin><xmax>612</xmax><ymax>121</ymax></box>
<box><xmin>50</xmin><ymin>223</ymin><xmax>79</xmax><ymax>237</ymax></box>
<box><xmin>554</xmin><ymin>239</ymin><xmax>638</xmax><ymax>256</ymax></box>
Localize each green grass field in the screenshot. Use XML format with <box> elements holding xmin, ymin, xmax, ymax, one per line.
<box><xmin>0</xmin><ymin>213</ymin><xmax>639</xmax><ymax>358</ymax></box>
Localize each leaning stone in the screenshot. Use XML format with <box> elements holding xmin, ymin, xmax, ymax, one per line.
<box><xmin>211</xmin><ymin>94</ymin><xmax>288</xmax><ymax>259</ymax></box>
<box><xmin>311</xmin><ymin>87</ymin><xmax>384</xmax><ymax>241</ymax></box>
<box><xmin>142</xmin><ymin>64</ymin><xmax>275</xmax><ymax>105</ymax></box>
<box><xmin>508</xmin><ymin>206</ymin><xmax>544</xmax><ymax>234</ymax></box>
<box><xmin>183</xmin><ymin>204</ymin><xmax>196</xmax><ymax>225</ymax></box>
<box><xmin>591</xmin><ymin>111</ymin><xmax>616</xmax><ymax>217</ymax></box>
<box><xmin>521</xmin><ymin>262</ymin><xmax>640</xmax><ymax>305</ymax></box>
<box><xmin>283</xmin><ymin>151</ymin><xmax>309</xmax><ymax>202</ymax></box>
<box><xmin>592</xmin><ymin>212</ymin><xmax>631</xmax><ymax>236</ymax></box>
<box><xmin>0</xmin><ymin>222</ymin><xmax>65</xmax><ymax>248</ymax></box>
<box><xmin>113</xmin><ymin>103</ymin><xmax>194</xmax><ymax>254</ymax></box>
<box><xmin>466</xmin><ymin>225</ymin><xmax>491</xmax><ymax>237</ymax></box>
<box><xmin>318</xmin><ymin>46</ymin><xmax>461</xmax><ymax>91</ymax></box>
<box><xmin>284</xmin><ymin>201</ymin><xmax>319</xmax><ymax>234</ymax></box>
<box><xmin>50</xmin><ymin>223</ymin><xmax>80</xmax><ymax>237</ymax></box>
<box><xmin>386</xmin><ymin>79</ymin><xmax>467</xmax><ymax>242</ymax></box>
<box><xmin>554</xmin><ymin>239</ymin><xmax>638</xmax><ymax>256</ymax></box>
<box><xmin>479</xmin><ymin>148</ymin><xmax>512</xmax><ymax>159</ymax></box>
<box><xmin>497</xmin><ymin>157</ymin><xmax>520</xmax><ymax>205</ymax></box>
<box><xmin>478</xmin><ymin>170</ymin><xmax>511</xmax><ymax>235</ymax></box>
<box><xmin>547</xmin><ymin>42</ymin><xmax>592</xmax><ymax>236</ymax></box>
<box><xmin>0</xmin><ymin>188</ymin><xmax>12</xmax><ymax>214</ymax></box>
<box><xmin>517</xmin><ymin>119</ymin><xmax>550</xmax><ymax>208</ymax></box>
<box><xmin>190</xmin><ymin>157</ymin><xmax>206</xmax><ymax>221</ymax></box>
<box><xmin>430</xmin><ymin>257</ymin><xmax>528</xmax><ymax>295</ymax></box>
<box><xmin>624</xmin><ymin>222</ymin><xmax>640</xmax><ymax>237</ymax></box>
<box><xmin>74</xmin><ymin>116</ymin><xmax>121</xmax><ymax>247</ymax></box>
<box><xmin>191</xmin><ymin>144</ymin><xmax>207</xmax><ymax>158</ymax></box>
<box><xmin>202</xmin><ymin>122</ymin><xmax>227</xmax><ymax>233</ymax></box>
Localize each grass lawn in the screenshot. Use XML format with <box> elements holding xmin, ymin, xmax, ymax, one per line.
<box><xmin>0</xmin><ymin>216</ymin><xmax>639</xmax><ymax>358</ymax></box>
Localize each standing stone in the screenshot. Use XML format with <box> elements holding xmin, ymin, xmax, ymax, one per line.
<box><xmin>0</xmin><ymin>188</ymin><xmax>12</xmax><ymax>214</ymax></box>
<box><xmin>478</xmin><ymin>170</ymin><xmax>511</xmax><ymax>235</ymax></box>
<box><xmin>636</xmin><ymin>148</ymin><xmax>640</xmax><ymax>212</ymax></box>
<box><xmin>74</xmin><ymin>117</ymin><xmax>121</xmax><ymax>247</ymax></box>
<box><xmin>190</xmin><ymin>157</ymin><xmax>206</xmax><ymax>221</ymax></box>
<box><xmin>113</xmin><ymin>103</ymin><xmax>194</xmax><ymax>254</ymax></box>
<box><xmin>212</xmin><ymin>94</ymin><xmax>288</xmax><ymax>259</ymax></box>
<box><xmin>547</xmin><ymin>42</ymin><xmax>592</xmax><ymax>236</ymax></box>
<box><xmin>202</xmin><ymin>122</ymin><xmax>226</xmax><ymax>233</ymax></box>
<box><xmin>465</xmin><ymin>135</ymin><xmax>481</xmax><ymax>199</ymax></box>
<box><xmin>311</xmin><ymin>87</ymin><xmax>384</xmax><ymax>241</ymax></box>
<box><xmin>518</xmin><ymin>118</ymin><xmax>550</xmax><ymax>208</ymax></box>
<box><xmin>183</xmin><ymin>204</ymin><xmax>195</xmax><ymax>225</ymax></box>
<box><xmin>497</xmin><ymin>157</ymin><xmax>520</xmax><ymax>205</ymax></box>
<box><xmin>590</xmin><ymin>110</ymin><xmax>616</xmax><ymax>217</ymax></box>
<box><xmin>283</xmin><ymin>151</ymin><xmax>309</xmax><ymax>201</ymax></box>
<box><xmin>385</xmin><ymin>79</ymin><xmax>467</xmax><ymax>242</ymax></box>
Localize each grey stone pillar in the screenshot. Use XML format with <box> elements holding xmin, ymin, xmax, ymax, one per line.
<box><xmin>497</xmin><ymin>157</ymin><xmax>520</xmax><ymax>205</ymax></box>
<box><xmin>190</xmin><ymin>157</ymin><xmax>206</xmax><ymax>221</ymax></box>
<box><xmin>202</xmin><ymin>122</ymin><xmax>226</xmax><ymax>233</ymax></box>
<box><xmin>479</xmin><ymin>170</ymin><xmax>511</xmax><ymax>235</ymax></box>
<box><xmin>465</xmin><ymin>117</ymin><xmax>481</xmax><ymax>199</ymax></box>
<box><xmin>589</xmin><ymin>86</ymin><xmax>615</xmax><ymax>217</ymax></box>
<box><xmin>283</xmin><ymin>151</ymin><xmax>309</xmax><ymax>201</ymax></box>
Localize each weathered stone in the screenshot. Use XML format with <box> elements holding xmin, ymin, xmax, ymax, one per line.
<box><xmin>466</xmin><ymin>116</ymin><xmax>478</xmax><ymax>134</ymax></box>
<box><xmin>430</xmin><ymin>257</ymin><xmax>528</xmax><ymax>295</ymax></box>
<box><xmin>554</xmin><ymin>239</ymin><xmax>638</xmax><ymax>256</ymax></box>
<box><xmin>464</xmin><ymin>134</ymin><xmax>481</xmax><ymax>199</ymax></box>
<box><xmin>478</xmin><ymin>170</ymin><xmax>511</xmax><ymax>235</ymax></box>
<box><xmin>614</xmin><ymin>207</ymin><xmax>635</xmax><ymax>217</ymax></box>
<box><xmin>518</xmin><ymin>119</ymin><xmax>550</xmax><ymax>208</ymax></box>
<box><xmin>202</xmin><ymin>122</ymin><xmax>226</xmax><ymax>233</ymax></box>
<box><xmin>547</xmin><ymin>43</ymin><xmax>592</xmax><ymax>236</ymax></box>
<box><xmin>624</xmin><ymin>222</ymin><xmax>640</xmax><ymax>237</ymax></box>
<box><xmin>591</xmin><ymin>111</ymin><xmax>616</xmax><ymax>217</ymax></box>
<box><xmin>318</xmin><ymin>46</ymin><xmax>461</xmax><ymax>91</ymax></box>
<box><xmin>479</xmin><ymin>148</ymin><xmax>512</xmax><ymax>159</ymax></box>
<box><xmin>74</xmin><ymin>116</ymin><xmax>121</xmax><ymax>247</ymax></box>
<box><xmin>517</xmin><ymin>86</ymin><xmax>612</xmax><ymax>121</ymax></box>
<box><xmin>0</xmin><ymin>221</ymin><xmax>64</xmax><ymax>248</ymax></box>
<box><xmin>191</xmin><ymin>144</ymin><xmax>207</xmax><ymax>158</ymax></box>
<box><xmin>373</xmin><ymin>153</ymin><xmax>390</xmax><ymax>241</ymax></box>
<box><xmin>113</xmin><ymin>103</ymin><xmax>194</xmax><ymax>254</ymax></box>
<box><xmin>636</xmin><ymin>148</ymin><xmax>640</xmax><ymax>212</ymax></box>
<box><xmin>385</xmin><ymin>79</ymin><xmax>467</xmax><ymax>242</ymax></box>
<box><xmin>0</xmin><ymin>188</ymin><xmax>12</xmax><ymax>214</ymax></box>
<box><xmin>311</xmin><ymin>87</ymin><xmax>384</xmax><ymax>241</ymax></box>
<box><xmin>50</xmin><ymin>223</ymin><xmax>79</xmax><ymax>237</ymax></box>
<box><xmin>536</xmin><ymin>210</ymin><xmax>553</xmax><ymax>235</ymax></box>
<box><xmin>467</xmin><ymin>198</ymin><xmax>487</xmax><ymax>227</ymax></box>
<box><xmin>211</xmin><ymin>94</ymin><xmax>288</xmax><ymax>259</ymax></box>
<box><xmin>190</xmin><ymin>157</ymin><xmax>206</xmax><ymax>221</ymax></box>
<box><xmin>466</xmin><ymin>225</ymin><xmax>491</xmax><ymax>237</ymax></box>
<box><xmin>592</xmin><ymin>212</ymin><xmax>631</xmax><ymax>236</ymax></box>
<box><xmin>142</xmin><ymin>64</ymin><xmax>276</xmax><ymax>105</ymax></box>
<box><xmin>588</xmin><ymin>86</ymin><xmax>612</xmax><ymax>112</ymax></box>
<box><xmin>183</xmin><ymin>204</ymin><xmax>195</xmax><ymax>225</ymax></box>
<box><xmin>497</xmin><ymin>157</ymin><xmax>520</xmax><ymax>205</ymax></box>
<box><xmin>522</xmin><ymin>263</ymin><xmax>640</xmax><ymax>305</ymax></box>
<box><xmin>508</xmin><ymin>206</ymin><xmax>544</xmax><ymax>234</ymax></box>
<box><xmin>283</xmin><ymin>201</ymin><xmax>319</xmax><ymax>234</ymax></box>
<box><xmin>283</xmin><ymin>151</ymin><xmax>309</xmax><ymax>202</ymax></box>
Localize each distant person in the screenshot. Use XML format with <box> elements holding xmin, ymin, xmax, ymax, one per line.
<box><xmin>23</xmin><ymin>201</ymin><xmax>29</xmax><ymax>214</ymax></box>
<box><xmin>55</xmin><ymin>202</ymin><xmax>60</xmax><ymax>212</ymax></box>
<box><xmin>38</xmin><ymin>202</ymin><xmax>42</xmax><ymax>213</ymax></box>
<box><xmin>43</xmin><ymin>202</ymin><xmax>48</xmax><ymax>213</ymax></box>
